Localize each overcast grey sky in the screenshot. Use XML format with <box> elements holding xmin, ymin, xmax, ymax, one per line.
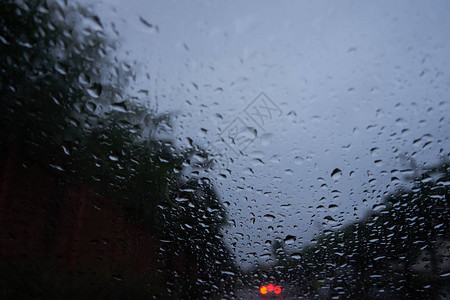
<box><xmin>78</xmin><ymin>0</ymin><xmax>450</xmax><ymax>269</ymax></box>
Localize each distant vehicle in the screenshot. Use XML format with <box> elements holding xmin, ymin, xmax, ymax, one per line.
<box><xmin>259</xmin><ymin>283</ymin><xmax>284</xmax><ymax>299</ymax></box>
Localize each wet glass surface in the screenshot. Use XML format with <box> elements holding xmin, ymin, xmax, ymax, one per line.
<box><xmin>1</xmin><ymin>0</ymin><xmax>450</xmax><ymax>299</ymax></box>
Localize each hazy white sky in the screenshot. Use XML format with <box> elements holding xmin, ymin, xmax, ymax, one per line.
<box><xmin>78</xmin><ymin>0</ymin><xmax>450</xmax><ymax>268</ymax></box>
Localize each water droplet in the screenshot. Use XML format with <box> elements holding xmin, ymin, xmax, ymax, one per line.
<box><xmin>263</xmin><ymin>214</ymin><xmax>275</xmax><ymax>221</ymax></box>
<box><xmin>370</xmin><ymin>147</ymin><xmax>380</xmax><ymax>156</ymax></box>
<box><xmin>111</xmin><ymin>101</ymin><xmax>128</xmax><ymax>112</ymax></box>
<box><xmin>55</xmin><ymin>62</ymin><xmax>67</xmax><ymax>75</ymax></box>
<box><xmin>294</xmin><ymin>156</ymin><xmax>304</xmax><ymax>165</ymax></box>
<box><xmin>87</xmin><ymin>83</ymin><xmax>102</xmax><ymax>98</ymax></box>
<box><xmin>109</xmin><ymin>155</ymin><xmax>119</xmax><ymax>161</ymax></box>
<box><xmin>291</xmin><ymin>253</ymin><xmax>302</xmax><ymax>259</ymax></box>
<box><xmin>331</xmin><ymin>168</ymin><xmax>342</xmax><ymax>180</ymax></box>
<box><xmin>139</xmin><ymin>16</ymin><xmax>159</xmax><ymax>33</ymax></box>
<box><xmin>284</xmin><ymin>235</ymin><xmax>296</xmax><ymax>244</ymax></box>
<box><xmin>175</xmin><ymin>196</ymin><xmax>189</xmax><ymax>203</ymax></box>
<box><xmin>78</xmin><ymin>73</ymin><xmax>90</xmax><ymax>85</ymax></box>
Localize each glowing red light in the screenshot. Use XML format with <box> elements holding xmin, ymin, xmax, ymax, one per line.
<box><xmin>274</xmin><ymin>285</ymin><xmax>282</xmax><ymax>294</ymax></box>
<box><xmin>259</xmin><ymin>286</ymin><xmax>267</xmax><ymax>294</ymax></box>
<box><xmin>260</xmin><ymin>283</ymin><xmax>282</xmax><ymax>295</ymax></box>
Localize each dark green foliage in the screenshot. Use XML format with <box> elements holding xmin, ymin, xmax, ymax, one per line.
<box><xmin>0</xmin><ymin>0</ymin><xmax>235</xmax><ymax>298</ymax></box>
<box><xmin>269</xmin><ymin>160</ymin><xmax>450</xmax><ymax>299</ymax></box>
<box><xmin>0</xmin><ymin>0</ymin><xmax>174</xmax><ymax>229</ymax></box>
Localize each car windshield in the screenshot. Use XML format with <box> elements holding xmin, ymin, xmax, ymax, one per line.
<box><xmin>1</xmin><ymin>0</ymin><xmax>449</xmax><ymax>299</ymax></box>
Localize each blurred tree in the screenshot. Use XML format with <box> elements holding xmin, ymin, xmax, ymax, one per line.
<box><xmin>0</xmin><ymin>0</ymin><xmax>235</xmax><ymax>298</ymax></box>
<box><xmin>266</xmin><ymin>159</ymin><xmax>450</xmax><ymax>299</ymax></box>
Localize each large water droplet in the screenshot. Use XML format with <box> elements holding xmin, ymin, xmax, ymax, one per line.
<box><xmin>331</xmin><ymin>168</ymin><xmax>342</xmax><ymax>180</ymax></box>
<box><xmin>87</xmin><ymin>83</ymin><xmax>102</xmax><ymax>98</ymax></box>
